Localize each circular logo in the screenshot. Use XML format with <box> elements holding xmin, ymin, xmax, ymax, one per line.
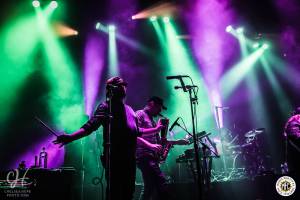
<box><xmin>276</xmin><ymin>176</ymin><xmax>296</xmax><ymax>196</ymax></box>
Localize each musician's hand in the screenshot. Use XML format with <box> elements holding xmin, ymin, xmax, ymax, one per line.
<box><xmin>174</xmin><ymin>139</ymin><xmax>190</xmax><ymax>145</ymax></box>
<box><xmin>149</xmin><ymin>143</ymin><xmax>162</xmax><ymax>153</ymax></box>
<box><xmin>156</xmin><ymin>118</ymin><xmax>166</xmax><ymax>132</ymax></box>
<box><xmin>52</xmin><ymin>134</ymin><xmax>73</xmax><ymax>147</ymax></box>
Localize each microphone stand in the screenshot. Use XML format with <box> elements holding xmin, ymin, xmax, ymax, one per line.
<box><xmin>176</xmin><ymin>123</ymin><xmax>192</xmax><ymax>137</ymax></box>
<box><xmin>79</xmin><ymin>114</ymin><xmax>91</xmax><ymax>200</ymax></box>
<box><xmin>188</xmin><ymin>87</ymin><xmax>203</xmax><ymax>199</ymax></box>
<box><xmin>169</xmin><ymin>75</ymin><xmax>202</xmax><ymax>199</ymax></box>
<box><xmin>105</xmin><ymin>88</ymin><xmax>113</xmax><ymax>200</ymax></box>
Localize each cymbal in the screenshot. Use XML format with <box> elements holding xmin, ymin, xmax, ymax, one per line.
<box><xmin>245</xmin><ymin>128</ymin><xmax>265</xmax><ymax>137</ymax></box>
<box><xmin>227</xmin><ymin>145</ymin><xmax>241</xmax><ymax>149</ymax></box>
<box><xmin>255</xmin><ymin>128</ymin><xmax>265</xmax><ymax>133</ymax></box>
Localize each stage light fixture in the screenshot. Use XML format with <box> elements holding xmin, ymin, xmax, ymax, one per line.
<box><xmin>53</xmin><ymin>23</ymin><xmax>79</xmax><ymax>37</ymax></box>
<box><xmin>150</xmin><ymin>16</ymin><xmax>157</xmax><ymax>22</ymax></box>
<box><xmin>32</xmin><ymin>0</ymin><xmax>40</xmax><ymax>7</ymax></box>
<box><xmin>108</xmin><ymin>25</ymin><xmax>116</xmax><ymax>32</ymax></box>
<box><xmin>50</xmin><ymin>1</ymin><xmax>58</xmax><ymax>9</ymax></box>
<box><xmin>262</xmin><ymin>43</ymin><xmax>269</xmax><ymax>50</ymax></box>
<box><xmin>236</xmin><ymin>27</ymin><xmax>244</xmax><ymax>34</ymax></box>
<box><xmin>163</xmin><ymin>17</ymin><xmax>170</xmax><ymax>23</ymax></box>
<box><xmin>225</xmin><ymin>25</ymin><xmax>233</xmax><ymax>33</ymax></box>
<box><xmin>95</xmin><ymin>22</ymin><xmax>101</xmax><ymax>30</ymax></box>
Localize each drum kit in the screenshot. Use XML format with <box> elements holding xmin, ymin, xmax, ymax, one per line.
<box><xmin>174</xmin><ymin>126</ymin><xmax>270</xmax><ymax>183</ymax></box>
<box><xmin>218</xmin><ymin>127</ymin><xmax>270</xmax><ymax>179</ymax></box>
<box><xmin>224</xmin><ymin>128</ymin><xmax>264</xmax><ymax>153</ymax></box>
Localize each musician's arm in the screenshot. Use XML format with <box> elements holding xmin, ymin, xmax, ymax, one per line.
<box><xmin>136</xmin><ymin>112</ymin><xmax>163</xmax><ymax>135</ymax></box>
<box><xmin>53</xmin><ymin>128</ymin><xmax>91</xmax><ymax>147</ymax></box>
<box><xmin>168</xmin><ymin>139</ymin><xmax>190</xmax><ymax>145</ymax></box>
<box><xmin>137</xmin><ymin>137</ymin><xmax>162</xmax><ymax>152</ymax></box>
<box><xmin>53</xmin><ymin>103</ymin><xmax>107</xmax><ymax>147</ymax></box>
<box><xmin>72</xmin><ymin>103</ymin><xmax>107</xmax><ymax>139</ymax></box>
<box><xmin>139</xmin><ymin>125</ymin><xmax>163</xmax><ymax>135</ymax></box>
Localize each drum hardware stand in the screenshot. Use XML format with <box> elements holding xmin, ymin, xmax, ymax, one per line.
<box><xmin>282</xmin><ymin>132</ymin><xmax>289</xmax><ymax>174</ymax></box>
<box><xmin>199</xmin><ymin>136</ymin><xmax>220</xmax><ymax>190</ymax></box>
<box><xmin>215</xmin><ymin>106</ymin><xmax>228</xmax><ymax>174</ymax></box>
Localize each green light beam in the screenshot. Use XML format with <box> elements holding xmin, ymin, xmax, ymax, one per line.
<box><xmin>267</xmin><ymin>53</ymin><xmax>300</xmax><ymax>90</ymax></box>
<box><xmin>260</xmin><ymin>56</ymin><xmax>292</xmax><ymax>117</ymax></box>
<box><xmin>237</xmin><ymin>33</ymin><xmax>270</xmax><ymax>127</ymax></box>
<box><xmin>0</xmin><ymin>13</ymin><xmax>39</xmax><ymax>125</ymax></box>
<box><xmin>237</xmin><ymin>33</ymin><xmax>248</xmax><ymax>58</ymax></box>
<box><xmin>162</xmin><ymin>20</ymin><xmax>215</xmax><ymax>164</ymax></box>
<box><xmin>35</xmin><ymin>6</ymin><xmax>85</xmax><ymax>131</ymax></box>
<box><xmin>151</xmin><ymin>20</ymin><xmax>166</xmax><ymax>48</ymax></box>
<box><xmin>108</xmin><ymin>28</ymin><xmax>119</xmax><ymax>77</ymax></box>
<box><xmin>221</xmin><ymin>46</ymin><xmax>266</xmax><ymax>100</ymax></box>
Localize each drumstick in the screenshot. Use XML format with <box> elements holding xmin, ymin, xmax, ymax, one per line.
<box><xmin>34</xmin><ymin>116</ymin><xmax>59</xmax><ymax>137</ymax></box>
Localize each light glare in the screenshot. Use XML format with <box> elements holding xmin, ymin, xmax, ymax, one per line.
<box><xmin>150</xmin><ymin>16</ymin><xmax>157</xmax><ymax>22</ymax></box>
<box><xmin>50</xmin><ymin>1</ymin><xmax>58</xmax><ymax>9</ymax></box>
<box><xmin>32</xmin><ymin>0</ymin><xmax>40</xmax><ymax>7</ymax></box>
<box><xmin>225</xmin><ymin>25</ymin><xmax>233</xmax><ymax>33</ymax></box>
<box><xmin>253</xmin><ymin>42</ymin><xmax>260</xmax><ymax>49</ymax></box>
<box><xmin>95</xmin><ymin>22</ymin><xmax>101</xmax><ymax>30</ymax></box>
<box><xmin>163</xmin><ymin>17</ymin><xmax>170</xmax><ymax>23</ymax></box>
<box><xmin>262</xmin><ymin>43</ymin><xmax>269</xmax><ymax>50</ymax></box>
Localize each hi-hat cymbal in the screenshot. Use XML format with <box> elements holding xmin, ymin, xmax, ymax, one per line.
<box><xmin>245</xmin><ymin>128</ymin><xmax>264</xmax><ymax>137</ymax></box>
<box><xmin>255</xmin><ymin>128</ymin><xmax>265</xmax><ymax>133</ymax></box>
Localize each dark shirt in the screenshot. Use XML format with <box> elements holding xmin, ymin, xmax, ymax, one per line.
<box><xmin>136</xmin><ymin>109</ymin><xmax>160</xmax><ymax>159</ymax></box>
<box><xmin>81</xmin><ymin>100</ymin><xmax>141</xmax><ymax>162</ymax></box>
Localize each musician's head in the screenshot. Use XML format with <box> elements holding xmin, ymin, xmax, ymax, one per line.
<box><xmin>106</xmin><ymin>77</ymin><xmax>127</xmax><ymax>99</ymax></box>
<box><xmin>146</xmin><ymin>96</ymin><xmax>167</xmax><ymax>116</ymax></box>
<box><xmin>292</xmin><ymin>106</ymin><xmax>300</xmax><ymax>115</ymax></box>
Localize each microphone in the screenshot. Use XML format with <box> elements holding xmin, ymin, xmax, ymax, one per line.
<box><xmin>169</xmin><ymin>117</ymin><xmax>180</xmax><ymax>131</ymax></box>
<box><xmin>166</xmin><ymin>75</ymin><xmax>189</xmax><ymax>80</ymax></box>
<box><xmin>174</xmin><ymin>85</ymin><xmax>197</xmax><ymax>90</ymax></box>
<box><xmin>215</xmin><ymin>106</ymin><xmax>230</xmax><ymax>110</ymax></box>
